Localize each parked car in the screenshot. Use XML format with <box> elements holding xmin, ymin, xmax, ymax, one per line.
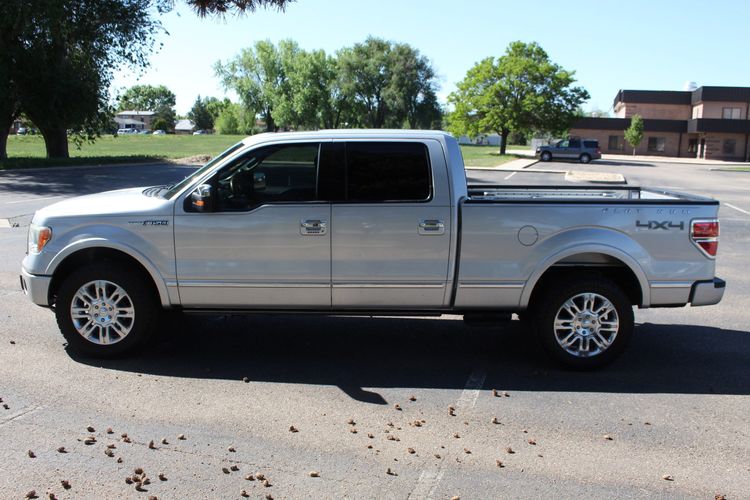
<box><xmin>16</xmin><ymin>127</ymin><xmax>28</xmax><ymax>135</ymax></box>
<box><xmin>116</xmin><ymin>128</ymin><xmax>138</xmax><ymax>135</ymax></box>
<box><xmin>153</xmin><ymin>130</ymin><xmax>166</xmax><ymax>135</ymax></box>
<box><xmin>20</xmin><ymin>130</ymin><xmax>724</xmax><ymax>369</ymax></box>
<box><xmin>537</xmin><ymin>138</ymin><xmax>601</xmax><ymax>163</ymax></box>
<box><xmin>138</xmin><ymin>130</ymin><xmax>151</xmax><ymax>135</ymax></box>
<box><xmin>193</xmin><ymin>129</ymin><xmax>208</xmax><ymax>135</ymax></box>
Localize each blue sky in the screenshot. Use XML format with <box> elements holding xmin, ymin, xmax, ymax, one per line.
<box><xmin>112</xmin><ymin>0</ymin><xmax>750</xmax><ymax>115</ymax></box>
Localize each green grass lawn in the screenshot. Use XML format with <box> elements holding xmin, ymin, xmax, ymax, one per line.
<box><xmin>3</xmin><ymin>134</ymin><xmax>529</xmax><ymax>170</ymax></box>
<box><xmin>2</xmin><ymin>134</ymin><xmax>247</xmax><ymax>169</ymax></box>
<box><xmin>459</xmin><ymin>144</ymin><xmax>527</xmax><ymax>167</ymax></box>
<box><xmin>714</xmin><ymin>166</ymin><xmax>750</xmax><ymax>172</ymax></box>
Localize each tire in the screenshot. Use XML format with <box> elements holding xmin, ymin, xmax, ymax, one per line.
<box><xmin>540</xmin><ymin>151</ymin><xmax>552</xmax><ymax>162</ymax></box>
<box><xmin>55</xmin><ymin>262</ymin><xmax>159</xmax><ymax>358</ymax></box>
<box><xmin>579</xmin><ymin>153</ymin><xmax>591</xmax><ymax>164</ymax></box>
<box><xmin>528</xmin><ymin>274</ymin><xmax>633</xmax><ymax>370</ymax></box>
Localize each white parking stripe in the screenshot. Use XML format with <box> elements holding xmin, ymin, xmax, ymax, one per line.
<box><xmin>725</xmin><ymin>202</ymin><xmax>750</xmax><ymax>216</ymax></box>
<box><xmin>504</xmin><ymin>172</ymin><xmax>516</xmax><ymax>180</ymax></box>
<box><xmin>408</xmin><ymin>368</ymin><xmax>487</xmax><ymax>499</ymax></box>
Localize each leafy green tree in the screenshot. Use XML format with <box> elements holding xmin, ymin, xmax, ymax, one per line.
<box><xmin>624</xmin><ymin>114</ymin><xmax>644</xmax><ymax>155</ymax></box>
<box><xmin>118</xmin><ymin>84</ymin><xmax>176</xmax><ymax>131</ymax></box>
<box><xmin>188</xmin><ymin>95</ymin><xmax>214</xmax><ymax>130</ymax></box>
<box><xmin>1</xmin><ymin>1</ymin><xmax>169</xmax><ymax>158</ymax></box>
<box><xmin>204</xmin><ymin>97</ymin><xmax>231</xmax><ymax>122</ymax></box>
<box><xmin>151</xmin><ymin>117</ymin><xmax>170</xmax><ymax>132</ymax></box>
<box><xmin>215</xmin><ymin>40</ymin><xmax>285</xmax><ymax>132</ymax></box>
<box><xmin>447</xmin><ymin>41</ymin><xmax>589</xmax><ymax>154</ymax></box>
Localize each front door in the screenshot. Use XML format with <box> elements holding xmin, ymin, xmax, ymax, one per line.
<box><xmin>327</xmin><ymin>141</ymin><xmax>452</xmax><ymax>309</ymax></box>
<box><xmin>174</xmin><ymin>142</ymin><xmax>331</xmax><ymax>308</ymax></box>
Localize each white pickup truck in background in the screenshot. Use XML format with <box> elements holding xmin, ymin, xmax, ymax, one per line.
<box><xmin>21</xmin><ymin>130</ymin><xmax>725</xmax><ymax>369</ymax></box>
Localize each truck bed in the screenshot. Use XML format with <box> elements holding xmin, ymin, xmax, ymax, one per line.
<box><xmin>466</xmin><ymin>185</ymin><xmax>719</xmax><ymax>204</ymax></box>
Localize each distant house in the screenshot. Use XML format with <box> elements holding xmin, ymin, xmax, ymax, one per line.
<box><xmin>174</xmin><ymin>119</ymin><xmax>196</xmax><ymax>135</ymax></box>
<box><xmin>115</xmin><ymin>110</ymin><xmax>155</xmax><ymax>131</ymax></box>
<box><xmin>456</xmin><ymin>133</ymin><xmax>502</xmax><ymax>146</ymax></box>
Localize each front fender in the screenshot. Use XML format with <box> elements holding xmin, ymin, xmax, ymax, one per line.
<box><xmin>46</xmin><ymin>238</ymin><xmax>172</xmax><ymax>307</ymax></box>
<box><xmin>519</xmin><ymin>227</ymin><xmax>651</xmax><ymax>308</ymax></box>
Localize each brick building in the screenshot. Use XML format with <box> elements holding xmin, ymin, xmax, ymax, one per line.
<box><xmin>569</xmin><ymin>86</ymin><xmax>750</xmax><ymax>161</ymax></box>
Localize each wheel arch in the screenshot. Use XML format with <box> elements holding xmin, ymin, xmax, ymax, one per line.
<box><xmin>47</xmin><ymin>240</ymin><xmax>171</xmax><ymax>308</ymax></box>
<box><xmin>521</xmin><ymin>245</ymin><xmax>650</xmax><ymax>309</ymax></box>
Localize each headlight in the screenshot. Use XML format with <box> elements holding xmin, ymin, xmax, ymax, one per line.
<box><xmin>28</xmin><ymin>223</ymin><xmax>52</xmax><ymax>254</ymax></box>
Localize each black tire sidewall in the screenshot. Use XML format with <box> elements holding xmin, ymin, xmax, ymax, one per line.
<box><xmin>530</xmin><ymin>276</ymin><xmax>634</xmax><ymax>370</ymax></box>
<box><xmin>580</xmin><ymin>154</ymin><xmax>591</xmax><ymax>163</ymax></box>
<box><xmin>541</xmin><ymin>152</ymin><xmax>552</xmax><ymax>162</ymax></box>
<box><xmin>55</xmin><ymin>262</ymin><xmax>158</xmax><ymax>358</ymax></box>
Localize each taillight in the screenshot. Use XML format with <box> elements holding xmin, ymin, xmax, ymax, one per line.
<box><xmin>691</xmin><ymin>219</ymin><xmax>719</xmax><ymax>257</ymax></box>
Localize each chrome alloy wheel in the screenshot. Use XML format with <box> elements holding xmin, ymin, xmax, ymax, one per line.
<box><xmin>70</xmin><ymin>280</ymin><xmax>135</xmax><ymax>345</ymax></box>
<box><xmin>553</xmin><ymin>292</ymin><xmax>619</xmax><ymax>358</ymax></box>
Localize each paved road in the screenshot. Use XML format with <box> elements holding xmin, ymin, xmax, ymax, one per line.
<box><xmin>0</xmin><ymin>160</ymin><xmax>748</xmax><ymax>499</ymax></box>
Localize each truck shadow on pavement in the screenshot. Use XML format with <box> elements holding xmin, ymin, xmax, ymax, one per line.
<box><xmin>69</xmin><ymin>315</ymin><xmax>750</xmax><ymax>403</ymax></box>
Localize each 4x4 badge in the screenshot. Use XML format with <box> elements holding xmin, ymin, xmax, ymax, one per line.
<box><xmin>636</xmin><ymin>220</ymin><xmax>684</xmax><ymax>230</ymax></box>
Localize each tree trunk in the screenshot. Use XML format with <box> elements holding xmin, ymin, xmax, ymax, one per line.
<box><xmin>500</xmin><ymin>129</ymin><xmax>510</xmax><ymax>155</ymax></box>
<box><xmin>41</xmin><ymin>127</ymin><xmax>69</xmax><ymax>158</ymax></box>
<box><xmin>0</xmin><ymin>126</ymin><xmax>9</xmax><ymax>160</ymax></box>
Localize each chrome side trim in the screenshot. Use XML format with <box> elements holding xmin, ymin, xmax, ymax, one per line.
<box><xmin>650</xmin><ymin>281</ymin><xmax>693</xmax><ymax>288</ymax></box>
<box><xmin>332</xmin><ymin>283</ymin><xmax>446</xmax><ymax>289</ymax></box>
<box><xmin>458</xmin><ymin>282</ymin><xmax>525</xmax><ymax>289</ymax></box>
<box><xmin>178</xmin><ymin>281</ymin><xmax>330</xmax><ymax>289</ymax></box>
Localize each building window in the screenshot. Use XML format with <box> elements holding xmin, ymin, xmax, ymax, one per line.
<box><xmin>723</xmin><ymin>139</ymin><xmax>737</xmax><ymax>155</ymax></box>
<box><xmin>687</xmin><ymin>138</ymin><xmax>698</xmax><ymax>154</ymax></box>
<box><xmin>608</xmin><ymin>135</ymin><xmax>624</xmax><ymax>151</ymax></box>
<box><xmin>722</xmin><ymin>107</ymin><xmax>741</xmax><ymax>119</ymax></box>
<box><xmin>647</xmin><ymin>137</ymin><xmax>666</xmax><ymax>152</ymax></box>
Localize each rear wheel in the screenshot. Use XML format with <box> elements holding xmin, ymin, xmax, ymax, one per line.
<box><xmin>528</xmin><ymin>274</ymin><xmax>633</xmax><ymax>369</ymax></box>
<box><xmin>540</xmin><ymin>151</ymin><xmax>552</xmax><ymax>162</ymax></box>
<box><xmin>55</xmin><ymin>262</ymin><xmax>159</xmax><ymax>358</ymax></box>
<box><xmin>579</xmin><ymin>153</ymin><xmax>591</xmax><ymax>164</ymax></box>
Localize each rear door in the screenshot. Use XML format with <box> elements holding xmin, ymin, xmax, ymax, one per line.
<box><xmin>327</xmin><ymin>140</ymin><xmax>453</xmax><ymax>309</ymax></box>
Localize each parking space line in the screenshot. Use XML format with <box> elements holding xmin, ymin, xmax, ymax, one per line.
<box><xmin>725</xmin><ymin>202</ymin><xmax>750</xmax><ymax>216</ymax></box>
<box><xmin>504</xmin><ymin>172</ymin><xmax>516</xmax><ymax>180</ymax></box>
<box><xmin>408</xmin><ymin>367</ymin><xmax>487</xmax><ymax>499</ymax></box>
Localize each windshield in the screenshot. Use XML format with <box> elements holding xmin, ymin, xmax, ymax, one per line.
<box><xmin>162</xmin><ymin>142</ymin><xmax>245</xmax><ymax>199</ymax></box>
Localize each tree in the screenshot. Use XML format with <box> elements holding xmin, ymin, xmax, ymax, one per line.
<box><xmin>624</xmin><ymin>114</ymin><xmax>644</xmax><ymax>155</ymax></box>
<box><xmin>118</xmin><ymin>84</ymin><xmax>176</xmax><ymax>131</ymax></box>
<box><xmin>188</xmin><ymin>95</ymin><xmax>214</xmax><ymax>130</ymax></box>
<box><xmin>204</xmin><ymin>97</ymin><xmax>231</xmax><ymax>122</ymax></box>
<box><xmin>2</xmin><ymin>1</ymin><xmax>168</xmax><ymax>158</ymax></box>
<box><xmin>447</xmin><ymin>41</ymin><xmax>589</xmax><ymax>154</ymax></box>
<box><xmin>187</xmin><ymin>0</ymin><xmax>292</xmax><ymax>16</ymax></box>
<box><xmin>215</xmin><ymin>40</ymin><xmax>284</xmax><ymax>132</ymax></box>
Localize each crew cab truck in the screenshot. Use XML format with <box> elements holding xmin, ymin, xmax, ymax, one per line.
<box><xmin>20</xmin><ymin>130</ymin><xmax>725</xmax><ymax>369</ymax></box>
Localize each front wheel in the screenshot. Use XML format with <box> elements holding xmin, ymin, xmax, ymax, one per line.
<box><xmin>55</xmin><ymin>262</ymin><xmax>159</xmax><ymax>358</ymax></box>
<box><xmin>540</xmin><ymin>151</ymin><xmax>552</xmax><ymax>162</ymax></box>
<box><xmin>528</xmin><ymin>275</ymin><xmax>633</xmax><ymax>369</ymax></box>
<box><xmin>579</xmin><ymin>153</ymin><xmax>592</xmax><ymax>164</ymax></box>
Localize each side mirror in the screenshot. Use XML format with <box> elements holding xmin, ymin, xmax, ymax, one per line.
<box><xmin>190</xmin><ymin>184</ymin><xmax>213</xmax><ymax>212</ymax></box>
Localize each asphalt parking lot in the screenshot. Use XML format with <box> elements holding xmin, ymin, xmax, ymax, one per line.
<box><xmin>0</xmin><ymin>159</ymin><xmax>748</xmax><ymax>499</ymax></box>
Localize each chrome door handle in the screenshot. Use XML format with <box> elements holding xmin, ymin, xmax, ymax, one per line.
<box><xmin>300</xmin><ymin>219</ymin><xmax>327</xmax><ymax>235</ymax></box>
<box><xmin>418</xmin><ymin>219</ymin><xmax>445</xmax><ymax>235</ymax></box>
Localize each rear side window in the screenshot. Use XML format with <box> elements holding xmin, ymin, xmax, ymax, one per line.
<box><xmin>568</xmin><ymin>139</ymin><xmax>581</xmax><ymax>148</ymax></box>
<box><xmin>346</xmin><ymin>142</ymin><xmax>431</xmax><ymax>202</ymax></box>
<box><xmin>583</xmin><ymin>140</ymin><xmax>599</xmax><ymax>149</ymax></box>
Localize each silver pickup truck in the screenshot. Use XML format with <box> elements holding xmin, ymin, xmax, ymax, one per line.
<box><xmin>20</xmin><ymin>130</ymin><xmax>725</xmax><ymax>369</ymax></box>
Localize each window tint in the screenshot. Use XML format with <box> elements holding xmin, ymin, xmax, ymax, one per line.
<box><xmin>583</xmin><ymin>140</ymin><xmax>598</xmax><ymax>149</ymax></box>
<box><xmin>647</xmin><ymin>137</ymin><xmax>666</xmax><ymax>152</ymax></box>
<box><xmin>214</xmin><ymin>143</ymin><xmax>319</xmax><ymax>211</ymax></box>
<box><xmin>607</xmin><ymin>136</ymin><xmax>623</xmax><ymax>150</ymax></box>
<box><xmin>346</xmin><ymin>142</ymin><xmax>430</xmax><ymax>202</ymax></box>
<box><xmin>568</xmin><ymin>139</ymin><xmax>581</xmax><ymax>148</ymax></box>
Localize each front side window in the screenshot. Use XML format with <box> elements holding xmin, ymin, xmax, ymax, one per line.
<box><xmin>647</xmin><ymin>137</ymin><xmax>666</xmax><ymax>152</ymax></box>
<box><xmin>213</xmin><ymin>143</ymin><xmax>319</xmax><ymax>211</ymax></box>
<box><xmin>568</xmin><ymin>139</ymin><xmax>581</xmax><ymax>148</ymax></box>
<box><xmin>346</xmin><ymin>142</ymin><xmax>431</xmax><ymax>202</ymax></box>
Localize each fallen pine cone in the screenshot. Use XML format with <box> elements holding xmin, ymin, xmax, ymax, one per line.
<box><xmin>662</xmin><ymin>474</ymin><xmax>674</xmax><ymax>481</ymax></box>
<box><xmin>603</xmin><ymin>434</ymin><xmax>613</xmax><ymax>441</ymax></box>
<box><xmin>386</xmin><ymin>467</ymin><xmax>397</xmax><ymax>476</ymax></box>
<box><xmin>148</xmin><ymin>440</ymin><xmax>156</xmax><ymax>449</ymax></box>
<box><xmin>48</xmin><ymin>492</ymin><xmax>58</xmax><ymax>500</ymax></box>
<box><xmin>56</xmin><ymin>446</ymin><xmax>67</xmax><ymax>453</ymax></box>
<box><xmin>527</xmin><ymin>439</ymin><xmax>537</xmax><ymax>445</ymax></box>
<box><xmin>106</xmin><ymin>427</ymin><xmax>114</xmax><ymax>434</ymax></box>
<box><xmin>407</xmin><ymin>447</ymin><xmax>415</xmax><ymax>454</ymax></box>
<box><xmin>106</xmin><ymin>443</ymin><xmax>116</xmax><ymax>449</ymax></box>
<box><xmin>117</xmin><ymin>457</ymin><xmax>123</xmax><ymax>463</ymax></box>
<box><xmin>104</xmin><ymin>449</ymin><xmax>114</xmax><ymax>457</ymax></box>
<box><xmin>122</xmin><ymin>436</ymin><xmax>132</xmax><ymax>443</ymax></box>
<box><xmin>350</xmin><ymin>428</ymin><xmax>358</xmax><ymax>434</ymax></box>
<box><xmin>448</xmin><ymin>406</ymin><xmax>456</xmax><ymax>416</ymax></box>
<box><xmin>464</xmin><ymin>448</ymin><xmax>471</xmax><ymax>454</ymax></box>
<box><xmin>148</xmin><ymin>496</ymin><xmax>158</xmax><ymax>500</ymax></box>
<box><xmin>86</xmin><ymin>426</ymin><xmax>95</xmax><ymax>432</ymax></box>
<box><xmin>496</xmin><ymin>459</ymin><xmax>504</xmax><ymax>468</ymax></box>
<box><xmin>394</xmin><ymin>404</ymin><xmax>402</xmax><ymax>411</ymax></box>
<box><xmin>178</xmin><ymin>434</ymin><xmax>186</xmax><ymax>440</ymax></box>
<box><xmin>161</xmin><ymin>438</ymin><xmax>168</xmax><ymax>445</ymax></box>
<box><xmin>240</xmin><ymin>490</ymin><xmax>249</xmax><ymax>498</ymax></box>
<box><xmin>60</xmin><ymin>480</ymin><xmax>71</xmax><ymax>490</ymax></box>
<box><xmin>27</xmin><ymin>450</ymin><xmax>36</xmax><ymax>458</ymax></box>
<box><xmin>289</xmin><ymin>425</ymin><xmax>299</xmax><ymax>433</ymax></box>
<box><xmin>308</xmin><ymin>471</ymin><xmax>320</xmax><ymax>477</ymax></box>
<box><xmin>125</xmin><ymin>477</ymin><xmax>133</xmax><ymax>485</ymax></box>
<box><xmin>255</xmin><ymin>473</ymin><xmax>266</xmax><ymax>481</ymax></box>
<box><xmin>491</xmin><ymin>417</ymin><xmax>499</xmax><ymax>424</ymax></box>
<box><xmin>25</xmin><ymin>491</ymin><xmax>37</xmax><ymax>499</ymax></box>
<box><xmin>506</xmin><ymin>447</ymin><xmax>515</xmax><ymax>454</ymax></box>
<box><xmin>158</xmin><ymin>473</ymin><xmax>167</xmax><ymax>481</ymax></box>
<box><xmin>453</xmin><ymin>433</ymin><xmax>460</xmax><ymax>439</ymax></box>
<box><xmin>367</xmin><ymin>433</ymin><xmax>374</xmax><ymax>439</ymax></box>
<box><xmin>244</xmin><ymin>474</ymin><xmax>255</xmax><ymax>481</ymax></box>
<box><xmin>134</xmin><ymin>467</ymin><xmax>144</xmax><ymax>475</ymax></box>
<box><xmin>347</xmin><ymin>418</ymin><xmax>356</xmax><ymax>425</ymax></box>
<box><xmin>230</xmin><ymin>465</ymin><xmax>240</xmax><ymax>472</ymax></box>
<box><xmin>409</xmin><ymin>395</ymin><xmax>416</xmax><ymax>401</ymax></box>
<box><xmin>492</xmin><ymin>388</ymin><xmax>499</xmax><ymax>397</ymax></box>
<box><xmin>83</xmin><ymin>437</ymin><xmax>96</xmax><ymax>445</ymax></box>
<box><xmin>222</xmin><ymin>467</ymin><xmax>230</xmax><ymax>474</ymax></box>
<box><xmin>227</xmin><ymin>446</ymin><xmax>236</xmax><ymax>452</ymax></box>
<box><xmin>262</xmin><ymin>479</ymin><xmax>271</xmax><ymax>487</ymax></box>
